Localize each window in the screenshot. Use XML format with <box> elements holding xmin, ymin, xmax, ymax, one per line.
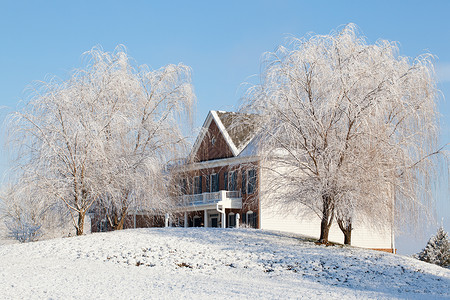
<box><xmin>99</xmin><ymin>219</ymin><xmax>108</xmax><ymax>232</ymax></box>
<box><xmin>193</xmin><ymin>216</ymin><xmax>202</xmax><ymax>227</ymax></box>
<box><xmin>211</xmin><ymin>173</ymin><xmax>219</xmax><ymax>192</ymax></box>
<box><xmin>247</xmin><ymin>169</ymin><xmax>256</xmax><ymax>194</ymax></box>
<box><xmin>241</xmin><ymin>171</ymin><xmax>247</xmax><ymax>194</ymax></box>
<box><xmin>246</xmin><ymin>211</ymin><xmax>257</xmax><ymax>228</ymax></box>
<box><xmin>193</xmin><ymin>176</ymin><xmax>202</xmax><ymax>194</ymax></box>
<box><xmin>206</xmin><ymin>173</ymin><xmax>219</xmax><ymax>193</ymax></box>
<box><xmin>211</xmin><ymin>137</ymin><xmax>216</xmax><ymax>145</ymax></box>
<box><xmin>181</xmin><ymin>178</ymin><xmax>188</xmax><ymax>195</ymax></box>
<box><xmin>224</xmin><ymin>172</ymin><xmax>228</xmax><ymax>190</ymax></box>
<box><xmin>224</xmin><ymin>171</ymin><xmax>237</xmax><ymax>191</ymax></box>
<box><xmin>229</xmin><ymin>171</ymin><xmax>237</xmax><ymax>191</ymax></box>
<box><xmin>205</xmin><ymin>174</ymin><xmax>210</xmax><ymax>192</ymax></box>
<box><xmin>228</xmin><ymin>213</ymin><xmax>236</xmax><ymax>228</ymax></box>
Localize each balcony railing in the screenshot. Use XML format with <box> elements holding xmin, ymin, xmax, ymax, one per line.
<box><xmin>179</xmin><ymin>190</ymin><xmax>241</xmax><ymax>207</ymax></box>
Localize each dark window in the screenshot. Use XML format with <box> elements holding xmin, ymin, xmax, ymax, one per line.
<box><xmin>211</xmin><ymin>173</ymin><xmax>219</xmax><ymax>192</ymax></box>
<box><xmin>181</xmin><ymin>178</ymin><xmax>188</xmax><ymax>195</ymax></box>
<box><xmin>247</xmin><ymin>211</ymin><xmax>257</xmax><ymax>228</ymax></box>
<box><xmin>241</xmin><ymin>172</ymin><xmax>247</xmax><ymax>195</ymax></box>
<box><xmin>193</xmin><ymin>216</ymin><xmax>202</xmax><ymax>227</ymax></box>
<box><xmin>247</xmin><ymin>169</ymin><xmax>256</xmax><ymax>194</ymax></box>
<box><xmin>228</xmin><ymin>213</ymin><xmax>236</xmax><ymax>228</ymax></box>
<box><xmin>194</xmin><ymin>176</ymin><xmax>202</xmax><ymax>194</ymax></box>
<box><xmin>229</xmin><ymin>171</ymin><xmax>237</xmax><ymax>191</ymax></box>
<box><xmin>205</xmin><ymin>174</ymin><xmax>210</xmax><ymax>193</ymax></box>
<box><xmin>224</xmin><ymin>172</ymin><xmax>228</xmax><ymax>190</ymax></box>
<box><xmin>189</xmin><ymin>177</ymin><xmax>193</xmax><ymax>194</ymax></box>
<box><xmin>210</xmin><ymin>214</ymin><xmax>219</xmax><ymax>227</ymax></box>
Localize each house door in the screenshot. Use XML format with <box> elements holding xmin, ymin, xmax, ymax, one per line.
<box><xmin>210</xmin><ymin>213</ymin><xmax>219</xmax><ymax>228</ymax></box>
<box><xmin>193</xmin><ymin>216</ymin><xmax>202</xmax><ymax>227</ymax></box>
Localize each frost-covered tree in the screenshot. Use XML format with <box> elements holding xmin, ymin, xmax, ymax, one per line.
<box><xmin>7</xmin><ymin>46</ymin><xmax>195</xmax><ymax>235</ymax></box>
<box><xmin>416</xmin><ymin>226</ymin><xmax>450</xmax><ymax>268</ymax></box>
<box><xmin>240</xmin><ymin>24</ymin><xmax>443</xmax><ymax>244</ymax></box>
<box><xmin>86</xmin><ymin>48</ymin><xmax>195</xmax><ymax>231</ymax></box>
<box><xmin>0</xmin><ymin>177</ymin><xmax>71</xmax><ymax>242</ymax></box>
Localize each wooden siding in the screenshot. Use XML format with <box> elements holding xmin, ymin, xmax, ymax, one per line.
<box><xmin>177</xmin><ymin>162</ymin><xmax>260</xmax><ymax>228</ymax></box>
<box><xmin>194</xmin><ymin>118</ymin><xmax>234</xmax><ymax>162</ymax></box>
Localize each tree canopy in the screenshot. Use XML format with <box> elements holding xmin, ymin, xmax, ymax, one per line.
<box><xmin>6</xmin><ymin>46</ymin><xmax>195</xmax><ymax>235</ymax></box>
<box><xmin>240</xmin><ymin>24</ymin><xmax>443</xmax><ymax>244</ymax></box>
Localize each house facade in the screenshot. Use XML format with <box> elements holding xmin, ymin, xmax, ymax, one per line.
<box><xmin>173</xmin><ymin>110</ymin><xmax>395</xmax><ymax>253</ymax></box>
<box><xmin>173</xmin><ymin>110</ymin><xmax>260</xmax><ymax>229</ymax></box>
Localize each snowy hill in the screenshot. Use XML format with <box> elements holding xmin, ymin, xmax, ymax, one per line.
<box><xmin>0</xmin><ymin>228</ymin><xmax>449</xmax><ymax>299</ymax></box>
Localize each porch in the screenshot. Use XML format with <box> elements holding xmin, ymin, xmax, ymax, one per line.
<box><xmin>176</xmin><ymin>190</ymin><xmax>242</xmax><ymax>228</ymax></box>
<box><xmin>178</xmin><ymin>190</ymin><xmax>242</xmax><ymax>210</ymax></box>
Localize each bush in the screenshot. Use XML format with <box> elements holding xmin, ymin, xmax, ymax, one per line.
<box><xmin>5</xmin><ymin>214</ymin><xmax>42</xmax><ymax>243</ymax></box>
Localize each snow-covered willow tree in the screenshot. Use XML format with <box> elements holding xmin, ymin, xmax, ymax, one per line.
<box><xmin>240</xmin><ymin>24</ymin><xmax>443</xmax><ymax>244</ymax></box>
<box><xmin>6</xmin><ymin>46</ymin><xmax>195</xmax><ymax>235</ymax></box>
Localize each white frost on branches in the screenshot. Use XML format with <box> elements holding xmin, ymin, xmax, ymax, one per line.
<box><xmin>0</xmin><ymin>178</ymin><xmax>71</xmax><ymax>242</ymax></box>
<box><xmin>6</xmin><ymin>45</ymin><xmax>195</xmax><ymax>235</ymax></box>
<box><xmin>240</xmin><ymin>24</ymin><xmax>442</xmax><ymax>244</ymax></box>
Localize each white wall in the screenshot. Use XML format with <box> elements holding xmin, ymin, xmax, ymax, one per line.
<box><xmin>259</xmin><ymin>160</ymin><xmax>393</xmax><ymax>249</ymax></box>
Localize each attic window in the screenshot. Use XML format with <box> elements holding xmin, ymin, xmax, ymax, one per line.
<box><xmin>211</xmin><ymin>137</ymin><xmax>216</xmax><ymax>145</ymax></box>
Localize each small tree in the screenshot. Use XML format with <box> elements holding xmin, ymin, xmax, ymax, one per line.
<box><xmin>416</xmin><ymin>226</ymin><xmax>450</xmax><ymax>268</ymax></box>
<box><xmin>240</xmin><ymin>24</ymin><xmax>442</xmax><ymax>244</ymax></box>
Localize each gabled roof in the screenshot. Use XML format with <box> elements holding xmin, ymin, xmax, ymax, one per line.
<box><xmin>190</xmin><ymin>110</ymin><xmax>259</xmax><ymax>160</ymax></box>
<box><xmin>215</xmin><ymin>111</ymin><xmax>259</xmax><ymax>153</ymax></box>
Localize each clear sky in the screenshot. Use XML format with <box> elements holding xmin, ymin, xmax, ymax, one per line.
<box><xmin>0</xmin><ymin>0</ymin><xmax>448</xmax><ymax>254</ymax></box>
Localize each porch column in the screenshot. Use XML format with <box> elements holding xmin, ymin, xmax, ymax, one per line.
<box><xmin>222</xmin><ymin>211</ymin><xmax>226</xmax><ymax>228</ymax></box>
<box><xmin>184</xmin><ymin>212</ymin><xmax>188</xmax><ymax>228</ymax></box>
<box><xmin>204</xmin><ymin>209</ymin><xmax>208</xmax><ymax>227</ymax></box>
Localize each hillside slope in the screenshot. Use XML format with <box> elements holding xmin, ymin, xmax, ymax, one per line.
<box><xmin>0</xmin><ymin>228</ymin><xmax>449</xmax><ymax>299</ymax></box>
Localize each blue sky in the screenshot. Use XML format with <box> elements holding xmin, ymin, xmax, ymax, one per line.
<box><xmin>0</xmin><ymin>0</ymin><xmax>448</xmax><ymax>254</ymax></box>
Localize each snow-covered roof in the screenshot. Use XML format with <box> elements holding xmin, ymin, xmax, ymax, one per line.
<box><xmin>215</xmin><ymin>111</ymin><xmax>259</xmax><ymax>154</ymax></box>
<box><xmin>190</xmin><ymin>110</ymin><xmax>259</xmax><ymax>160</ymax></box>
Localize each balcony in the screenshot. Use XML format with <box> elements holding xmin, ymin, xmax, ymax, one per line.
<box><xmin>178</xmin><ymin>190</ymin><xmax>242</xmax><ymax>211</ymax></box>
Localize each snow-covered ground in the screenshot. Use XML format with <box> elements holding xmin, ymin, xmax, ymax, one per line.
<box><xmin>0</xmin><ymin>228</ymin><xmax>449</xmax><ymax>299</ymax></box>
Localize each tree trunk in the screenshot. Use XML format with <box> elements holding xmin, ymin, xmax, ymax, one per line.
<box><xmin>337</xmin><ymin>217</ymin><xmax>352</xmax><ymax>245</ymax></box>
<box><xmin>76</xmin><ymin>210</ymin><xmax>85</xmax><ymax>236</ymax></box>
<box><xmin>110</xmin><ymin>206</ymin><xmax>128</xmax><ymax>230</ymax></box>
<box><xmin>319</xmin><ymin>195</ymin><xmax>334</xmax><ymax>244</ymax></box>
<box><xmin>115</xmin><ymin>208</ymin><xmax>128</xmax><ymax>230</ymax></box>
<box><xmin>344</xmin><ymin>229</ymin><xmax>351</xmax><ymax>245</ymax></box>
<box><xmin>319</xmin><ymin>217</ymin><xmax>331</xmax><ymax>243</ymax></box>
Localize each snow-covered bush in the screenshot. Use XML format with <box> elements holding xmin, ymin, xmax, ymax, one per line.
<box><xmin>416</xmin><ymin>226</ymin><xmax>450</xmax><ymax>268</ymax></box>
<box><xmin>4</xmin><ymin>214</ymin><xmax>42</xmax><ymax>243</ymax></box>
<box><xmin>0</xmin><ymin>181</ymin><xmax>74</xmax><ymax>242</ymax></box>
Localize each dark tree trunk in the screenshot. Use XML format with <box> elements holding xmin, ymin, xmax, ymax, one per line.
<box><xmin>344</xmin><ymin>229</ymin><xmax>351</xmax><ymax>245</ymax></box>
<box><xmin>319</xmin><ymin>216</ymin><xmax>332</xmax><ymax>243</ymax></box>
<box><xmin>319</xmin><ymin>194</ymin><xmax>334</xmax><ymax>244</ymax></box>
<box><xmin>337</xmin><ymin>217</ymin><xmax>352</xmax><ymax>245</ymax></box>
